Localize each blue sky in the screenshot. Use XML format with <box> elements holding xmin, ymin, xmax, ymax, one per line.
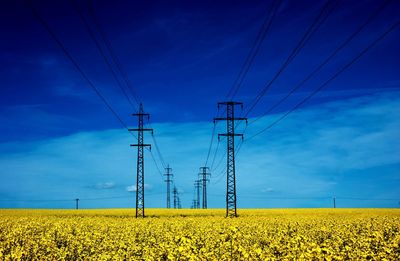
<box><xmin>0</xmin><ymin>0</ymin><xmax>399</xmax><ymax>208</ymax></box>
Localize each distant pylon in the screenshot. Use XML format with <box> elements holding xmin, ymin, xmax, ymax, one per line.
<box><xmin>177</xmin><ymin>196</ymin><xmax>182</xmax><ymax>209</ymax></box>
<box><xmin>164</xmin><ymin>165</ymin><xmax>173</xmax><ymax>209</ymax></box>
<box><xmin>75</xmin><ymin>198</ymin><xmax>79</xmax><ymax>210</ymax></box>
<box><xmin>173</xmin><ymin>186</ymin><xmax>178</xmax><ymax>209</ymax></box>
<box><xmin>199</xmin><ymin>167</ymin><xmax>211</xmax><ymax>209</ymax></box>
<box><xmin>194</xmin><ymin>180</ymin><xmax>201</xmax><ymax>209</ymax></box>
<box><xmin>214</xmin><ymin>102</ymin><xmax>247</xmax><ymax>217</ymax></box>
<box><xmin>129</xmin><ymin>103</ymin><xmax>153</xmax><ymax>218</ymax></box>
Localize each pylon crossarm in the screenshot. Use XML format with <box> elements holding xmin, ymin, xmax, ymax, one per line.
<box><xmin>128</xmin><ymin>128</ymin><xmax>153</xmax><ymax>131</ymax></box>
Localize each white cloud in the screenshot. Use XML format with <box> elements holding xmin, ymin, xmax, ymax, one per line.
<box><xmin>95</xmin><ymin>182</ymin><xmax>116</xmax><ymax>190</ymax></box>
<box><xmin>126</xmin><ymin>184</ymin><xmax>153</xmax><ymax>193</ymax></box>
<box><xmin>234</xmin><ymin>92</ymin><xmax>400</xmax><ymax>201</ymax></box>
<box><xmin>0</xmin><ymin>92</ymin><xmax>399</xmax><ymax>207</ymax></box>
<box><xmin>126</xmin><ymin>185</ymin><xmax>136</xmax><ymax>192</ymax></box>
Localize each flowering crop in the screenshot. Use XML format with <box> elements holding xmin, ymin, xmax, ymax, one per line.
<box><xmin>0</xmin><ymin>209</ymin><xmax>399</xmax><ymax>260</ymax></box>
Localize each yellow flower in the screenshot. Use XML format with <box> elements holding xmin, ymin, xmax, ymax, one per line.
<box><xmin>0</xmin><ymin>208</ymin><xmax>399</xmax><ymax>260</ymax></box>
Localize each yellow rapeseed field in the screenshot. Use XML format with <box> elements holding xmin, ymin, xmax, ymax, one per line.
<box><xmin>0</xmin><ymin>209</ymin><xmax>399</xmax><ymax>260</ymax></box>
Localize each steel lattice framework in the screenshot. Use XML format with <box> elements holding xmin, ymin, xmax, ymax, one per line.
<box><xmin>194</xmin><ymin>180</ymin><xmax>201</xmax><ymax>209</ymax></box>
<box><xmin>129</xmin><ymin>104</ymin><xmax>153</xmax><ymax>218</ymax></box>
<box><xmin>199</xmin><ymin>167</ymin><xmax>211</xmax><ymax>209</ymax></box>
<box><xmin>164</xmin><ymin>165</ymin><xmax>173</xmax><ymax>209</ymax></box>
<box><xmin>214</xmin><ymin>102</ymin><xmax>247</xmax><ymax>217</ymax></box>
<box><xmin>173</xmin><ymin>186</ymin><xmax>178</xmax><ymax>209</ymax></box>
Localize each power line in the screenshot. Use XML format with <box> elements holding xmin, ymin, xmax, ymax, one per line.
<box><xmin>246</xmin><ymin>19</ymin><xmax>400</xmax><ymax>141</ymax></box>
<box><xmin>249</xmin><ymin>0</ymin><xmax>391</xmax><ymax>126</ymax></box>
<box><xmin>1</xmin><ymin>194</ymin><xmax>397</xmax><ymax>202</ymax></box>
<box><xmin>83</xmin><ymin>0</ymin><xmax>171</xmax><ymax>182</ymax></box>
<box><xmin>244</xmin><ymin>0</ymin><xmax>339</xmax><ymax>118</ymax></box>
<box><xmin>210</xmin><ymin>117</ymin><xmax>246</xmax><ymax>175</ymax></box>
<box><xmin>210</xmin><ymin>138</ymin><xmax>220</xmax><ymax>170</ymax></box>
<box><xmin>75</xmin><ymin>1</ymin><xmax>171</xmax><ymax>177</ymax></box>
<box><xmin>86</xmin><ymin>0</ymin><xmax>141</xmax><ymax>106</ymax></box>
<box><xmin>146</xmin><ymin>121</ymin><xmax>169</xmax><ymax>178</ymax></box>
<box><xmin>27</xmin><ymin>0</ymin><xmax>170</xmax><ymax>181</ymax></box>
<box><xmin>69</xmin><ymin>0</ymin><xmax>137</xmax><ymax>112</ymax></box>
<box><xmin>226</xmin><ymin>0</ymin><xmax>282</xmax><ymax>99</ymax></box>
<box><xmin>211</xmin><ymin>149</ymin><xmax>226</xmax><ymax>173</ymax></box>
<box><xmin>211</xmin><ymin>136</ymin><xmax>244</xmax><ymax>174</ymax></box>
<box><xmin>211</xmin><ymin>167</ymin><xmax>226</xmax><ymax>185</ymax></box>
<box><xmin>27</xmin><ymin>0</ymin><xmax>169</xmax><ymax>198</ymax></box>
<box><xmin>148</xmin><ymin>146</ymin><xmax>164</xmax><ymax>179</ymax></box>
<box><xmin>80</xmin><ymin>0</ymin><xmax>169</xmax><ymax>175</ymax></box>
<box><xmin>204</xmin><ymin>123</ymin><xmax>216</xmax><ymax>167</ymax></box>
<box><xmin>226</xmin><ymin>0</ymin><xmax>338</xmax><ymax>148</ymax></box>
<box><xmin>84</xmin><ymin>0</ymin><xmax>169</xmax><ymax>173</ymax></box>
<box><xmin>211</xmin><ymin>138</ymin><xmax>244</xmax><ymax>187</ymax></box>
<box><xmin>25</xmin><ymin>0</ymin><xmax>132</xmax><ymax>133</ymax></box>
<box><xmin>145</xmin><ymin>119</ymin><xmax>167</xmax><ymax>170</ymax></box>
<box><xmin>150</xmin><ymin>131</ymin><xmax>167</xmax><ymax>169</ymax></box>
<box><xmin>204</xmin><ymin>0</ymin><xmax>281</xmax><ymax>170</ymax></box>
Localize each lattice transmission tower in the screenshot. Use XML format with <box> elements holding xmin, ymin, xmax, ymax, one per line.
<box><xmin>194</xmin><ymin>179</ymin><xmax>201</xmax><ymax>209</ymax></box>
<box><xmin>214</xmin><ymin>102</ymin><xmax>247</xmax><ymax>217</ymax></box>
<box><xmin>199</xmin><ymin>167</ymin><xmax>211</xmax><ymax>209</ymax></box>
<box><xmin>129</xmin><ymin>103</ymin><xmax>153</xmax><ymax>218</ymax></box>
<box><xmin>164</xmin><ymin>165</ymin><xmax>173</xmax><ymax>208</ymax></box>
<box><xmin>173</xmin><ymin>186</ymin><xmax>178</xmax><ymax>209</ymax></box>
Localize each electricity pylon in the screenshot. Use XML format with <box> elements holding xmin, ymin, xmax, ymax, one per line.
<box><xmin>173</xmin><ymin>186</ymin><xmax>178</xmax><ymax>209</ymax></box>
<box><xmin>129</xmin><ymin>103</ymin><xmax>153</xmax><ymax>218</ymax></box>
<box><xmin>199</xmin><ymin>167</ymin><xmax>211</xmax><ymax>209</ymax></box>
<box><xmin>177</xmin><ymin>196</ymin><xmax>182</xmax><ymax>209</ymax></box>
<box><xmin>164</xmin><ymin>165</ymin><xmax>173</xmax><ymax>208</ymax></box>
<box><xmin>194</xmin><ymin>179</ymin><xmax>201</xmax><ymax>209</ymax></box>
<box><xmin>214</xmin><ymin>102</ymin><xmax>247</xmax><ymax>217</ymax></box>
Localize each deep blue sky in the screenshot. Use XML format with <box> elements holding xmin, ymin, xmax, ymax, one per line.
<box><xmin>0</xmin><ymin>0</ymin><xmax>399</xmax><ymax>208</ymax></box>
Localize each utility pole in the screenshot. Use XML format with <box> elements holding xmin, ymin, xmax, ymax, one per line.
<box><xmin>199</xmin><ymin>167</ymin><xmax>211</xmax><ymax>209</ymax></box>
<box><xmin>173</xmin><ymin>186</ymin><xmax>178</xmax><ymax>209</ymax></box>
<box><xmin>195</xmin><ymin>180</ymin><xmax>201</xmax><ymax>209</ymax></box>
<box><xmin>75</xmin><ymin>198</ymin><xmax>79</xmax><ymax>210</ymax></box>
<box><xmin>164</xmin><ymin>165</ymin><xmax>173</xmax><ymax>209</ymax></box>
<box><xmin>129</xmin><ymin>103</ymin><xmax>153</xmax><ymax>218</ymax></box>
<box><xmin>333</xmin><ymin>196</ymin><xmax>336</xmax><ymax>208</ymax></box>
<box><xmin>177</xmin><ymin>196</ymin><xmax>182</xmax><ymax>209</ymax></box>
<box><xmin>214</xmin><ymin>102</ymin><xmax>247</xmax><ymax>217</ymax></box>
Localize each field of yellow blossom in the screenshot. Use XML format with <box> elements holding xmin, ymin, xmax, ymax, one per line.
<box><xmin>0</xmin><ymin>208</ymin><xmax>399</xmax><ymax>260</ymax></box>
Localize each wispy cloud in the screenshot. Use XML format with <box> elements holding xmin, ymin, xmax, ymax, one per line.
<box><xmin>93</xmin><ymin>182</ymin><xmax>116</xmax><ymax>190</ymax></box>
<box><xmin>0</xmin><ymin>92</ymin><xmax>399</xmax><ymax>208</ymax></box>
<box><xmin>126</xmin><ymin>185</ymin><xmax>135</xmax><ymax>193</ymax></box>
<box><xmin>126</xmin><ymin>184</ymin><xmax>152</xmax><ymax>193</ymax></box>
